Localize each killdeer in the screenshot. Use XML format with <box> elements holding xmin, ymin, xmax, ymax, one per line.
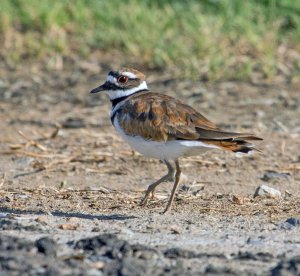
<box><xmin>90</xmin><ymin>68</ymin><xmax>262</xmax><ymax>213</ymax></box>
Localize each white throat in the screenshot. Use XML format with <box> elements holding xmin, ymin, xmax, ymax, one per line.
<box><xmin>107</xmin><ymin>81</ymin><xmax>148</xmax><ymax>100</ymax></box>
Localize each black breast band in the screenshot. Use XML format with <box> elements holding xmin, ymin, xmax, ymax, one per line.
<box><xmin>110</xmin><ymin>89</ymin><xmax>149</xmax><ymax>125</ymax></box>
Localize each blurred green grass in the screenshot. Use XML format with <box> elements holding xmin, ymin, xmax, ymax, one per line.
<box><xmin>1</xmin><ymin>0</ymin><xmax>300</xmax><ymax>80</ymax></box>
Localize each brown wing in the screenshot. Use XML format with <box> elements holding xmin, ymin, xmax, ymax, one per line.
<box><xmin>117</xmin><ymin>92</ymin><xmax>262</xmax><ymax>151</ymax></box>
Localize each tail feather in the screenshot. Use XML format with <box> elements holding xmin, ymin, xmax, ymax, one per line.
<box><xmin>196</xmin><ymin>128</ymin><xmax>263</xmax><ymax>141</ymax></box>
<box><xmin>194</xmin><ymin>127</ymin><xmax>263</xmax><ymax>153</ymax></box>
<box><xmin>201</xmin><ymin>137</ymin><xmax>262</xmax><ymax>154</ymax></box>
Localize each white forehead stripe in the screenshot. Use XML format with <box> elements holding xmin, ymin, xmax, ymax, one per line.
<box><xmin>122</xmin><ymin>72</ymin><xmax>137</xmax><ymax>79</ymax></box>
<box><xmin>107</xmin><ymin>75</ymin><xmax>116</xmax><ymax>83</ymax></box>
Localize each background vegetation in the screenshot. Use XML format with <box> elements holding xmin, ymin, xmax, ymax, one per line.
<box><xmin>1</xmin><ymin>0</ymin><xmax>300</xmax><ymax>80</ymax></box>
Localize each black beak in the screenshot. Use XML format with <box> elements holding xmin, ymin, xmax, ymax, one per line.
<box><xmin>90</xmin><ymin>81</ymin><xmax>111</xmax><ymax>93</ymax></box>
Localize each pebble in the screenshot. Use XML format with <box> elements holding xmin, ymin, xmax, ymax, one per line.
<box><xmin>35</xmin><ymin>216</ymin><xmax>48</xmax><ymax>226</ymax></box>
<box><xmin>231</xmin><ymin>195</ymin><xmax>245</xmax><ymax>205</ymax></box>
<box><xmin>279</xmin><ymin>219</ymin><xmax>300</xmax><ymax>230</ymax></box>
<box><xmin>62</xmin><ymin>117</ymin><xmax>86</xmax><ymax>128</ymax></box>
<box><xmin>253</xmin><ymin>184</ymin><xmax>281</xmax><ymax>198</ymax></box>
<box><xmin>285</xmin><ymin>218</ymin><xmax>300</xmax><ymax>227</ymax></box>
<box><xmin>170</xmin><ymin>225</ymin><xmax>181</xmax><ymax>234</ymax></box>
<box><xmin>58</xmin><ymin>223</ymin><xmax>78</xmax><ymax>230</ymax></box>
<box><xmin>261</xmin><ymin>170</ymin><xmax>290</xmax><ymax>182</ymax></box>
<box><xmin>35</xmin><ymin>237</ymin><xmax>57</xmax><ymax>256</ymax></box>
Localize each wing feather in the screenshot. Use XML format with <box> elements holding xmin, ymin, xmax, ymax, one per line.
<box><xmin>116</xmin><ymin>92</ymin><xmax>262</xmax><ymax>147</ymax></box>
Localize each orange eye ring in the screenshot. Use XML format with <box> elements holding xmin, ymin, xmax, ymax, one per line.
<box><xmin>117</xmin><ymin>75</ymin><xmax>128</xmax><ymax>84</ymax></box>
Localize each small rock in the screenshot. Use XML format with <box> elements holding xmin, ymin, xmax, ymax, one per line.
<box><xmin>216</xmin><ymin>193</ymin><xmax>224</xmax><ymax>199</ymax></box>
<box><xmin>35</xmin><ymin>237</ymin><xmax>57</xmax><ymax>256</ymax></box>
<box><xmin>35</xmin><ymin>216</ymin><xmax>48</xmax><ymax>225</ymax></box>
<box><xmin>90</xmin><ymin>261</ymin><xmax>105</xmax><ymax>269</ymax></box>
<box><xmin>132</xmin><ymin>247</ymin><xmax>159</xmax><ymax>260</ymax></box>
<box><xmin>179</xmin><ymin>182</ymin><xmax>204</xmax><ymax>196</ymax></box>
<box><xmin>254</xmin><ymin>184</ymin><xmax>281</xmax><ymax>198</ymax></box>
<box><xmin>62</xmin><ymin>117</ymin><xmax>85</xmax><ymax>128</ymax></box>
<box><xmin>164</xmin><ymin>248</ymin><xmax>198</xmax><ymax>259</ymax></box>
<box><xmin>285</xmin><ymin>218</ymin><xmax>300</xmax><ymax>227</ymax></box>
<box><xmin>91</xmin><ymin>227</ymin><xmax>100</xmax><ymax>232</ymax></box>
<box><xmin>231</xmin><ymin>195</ymin><xmax>245</xmax><ymax>205</ymax></box>
<box><xmin>235</xmin><ymin>251</ymin><xmax>273</xmax><ymax>262</ymax></box>
<box><xmin>284</xmin><ymin>190</ymin><xmax>292</xmax><ymax>197</ymax></box>
<box><xmin>74</xmin><ymin>233</ymin><xmax>118</xmax><ymax>251</ymax></box>
<box><xmin>169</xmin><ymin>225</ymin><xmax>181</xmax><ymax>234</ymax></box>
<box><xmin>261</xmin><ymin>170</ymin><xmax>290</xmax><ymax>182</ymax></box>
<box><xmin>58</xmin><ymin>223</ymin><xmax>78</xmax><ymax>230</ymax></box>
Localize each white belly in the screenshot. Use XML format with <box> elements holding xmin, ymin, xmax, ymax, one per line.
<box><xmin>113</xmin><ymin>117</ymin><xmax>220</xmax><ymax>160</ymax></box>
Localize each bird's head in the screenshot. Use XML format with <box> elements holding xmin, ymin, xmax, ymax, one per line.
<box><xmin>90</xmin><ymin>68</ymin><xmax>148</xmax><ymax>100</ymax></box>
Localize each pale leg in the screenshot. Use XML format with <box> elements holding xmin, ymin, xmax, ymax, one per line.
<box><xmin>140</xmin><ymin>160</ymin><xmax>174</xmax><ymax>206</ymax></box>
<box><xmin>162</xmin><ymin>159</ymin><xmax>181</xmax><ymax>214</ymax></box>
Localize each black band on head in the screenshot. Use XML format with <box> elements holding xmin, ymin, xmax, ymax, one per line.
<box><xmin>109</xmin><ymin>71</ymin><xmax>119</xmax><ymax>78</ymax></box>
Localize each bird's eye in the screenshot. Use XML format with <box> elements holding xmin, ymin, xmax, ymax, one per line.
<box><xmin>117</xmin><ymin>75</ymin><xmax>128</xmax><ymax>84</ymax></box>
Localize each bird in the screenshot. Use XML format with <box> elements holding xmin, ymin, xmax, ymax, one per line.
<box><xmin>90</xmin><ymin>68</ymin><xmax>262</xmax><ymax>213</ymax></box>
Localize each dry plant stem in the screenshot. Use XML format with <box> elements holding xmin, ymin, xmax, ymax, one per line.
<box><xmin>18</xmin><ymin>130</ymin><xmax>48</xmax><ymax>152</ymax></box>
<box><xmin>8</xmin><ymin>127</ymin><xmax>60</xmax><ymax>153</ymax></box>
<box><xmin>140</xmin><ymin>160</ymin><xmax>175</xmax><ymax>206</ymax></box>
<box><xmin>1</xmin><ymin>150</ymin><xmax>52</xmax><ymax>158</ymax></box>
<box><xmin>162</xmin><ymin>159</ymin><xmax>181</xmax><ymax>214</ymax></box>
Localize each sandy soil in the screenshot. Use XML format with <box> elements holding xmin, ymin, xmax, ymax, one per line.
<box><xmin>0</xmin><ymin>60</ymin><xmax>299</xmax><ymax>275</ymax></box>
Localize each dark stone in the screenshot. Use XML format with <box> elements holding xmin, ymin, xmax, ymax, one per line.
<box><xmin>235</xmin><ymin>251</ymin><xmax>273</xmax><ymax>262</ymax></box>
<box><xmin>164</xmin><ymin>248</ymin><xmax>198</xmax><ymax>259</ymax></box>
<box><xmin>164</xmin><ymin>247</ymin><xmax>227</xmax><ymax>260</ymax></box>
<box><xmin>74</xmin><ymin>234</ymin><xmax>133</xmax><ymax>261</ymax></box>
<box><xmin>74</xmin><ymin>233</ymin><xmax>118</xmax><ymax>251</ymax></box>
<box><xmin>62</xmin><ymin>117</ymin><xmax>86</xmax><ymax>128</ymax></box>
<box><xmin>205</xmin><ymin>264</ymin><xmax>236</xmax><ymax>274</ymax></box>
<box><xmin>261</xmin><ymin>170</ymin><xmax>290</xmax><ymax>182</ymax></box>
<box><xmin>285</xmin><ymin>218</ymin><xmax>300</xmax><ymax>227</ymax></box>
<box><xmin>131</xmin><ymin>245</ymin><xmax>159</xmax><ymax>260</ymax></box>
<box><xmin>35</xmin><ymin>237</ymin><xmax>57</xmax><ymax>256</ymax></box>
<box><xmin>271</xmin><ymin>256</ymin><xmax>300</xmax><ymax>275</ymax></box>
<box><xmin>91</xmin><ymin>227</ymin><xmax>100</xmax><ymax>232</ymax></box>
<box><xmin>279</xmin><ymin>217</ymin><xmax>300</xmax><ymax>230</ymax></box>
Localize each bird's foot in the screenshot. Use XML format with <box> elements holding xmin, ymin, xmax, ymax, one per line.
<box><xmin>140</xmin><ymin>189</ymin><xmax>156</xmax><ymax>207</ymax></box>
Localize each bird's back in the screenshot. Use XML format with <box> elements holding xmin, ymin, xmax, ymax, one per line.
<box><xmin>114</xmin><ymin>91</ymin><xmax>262</xmax><ymax>153</ymax></box>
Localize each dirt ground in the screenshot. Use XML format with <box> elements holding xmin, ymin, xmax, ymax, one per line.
<box><xmin>0</xmin><ymin>59</ymin><xmax>299</xmax><ymax>275</ymax></box>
